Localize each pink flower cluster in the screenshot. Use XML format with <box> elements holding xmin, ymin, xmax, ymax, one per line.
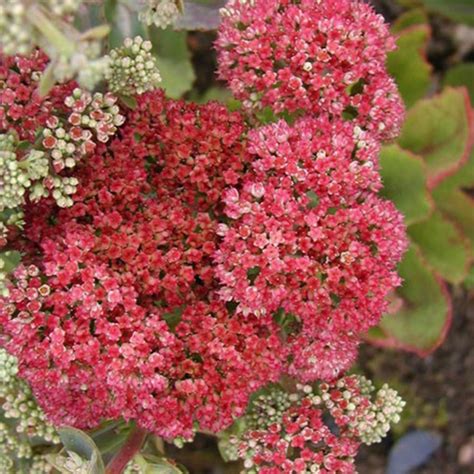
<box><xmin>217</xmin><ymin>0</ymin><xmax>404</xmax><ymax>141</ymax></box>
<box><xmin>215</xmin><ymin>117</ymin><xmax>406</xmax><ymax>381</ymax></box>
<box><xmin>235</xmin><ymin>375</ymin><xmax>404</xmax><ymax>472</ymax></box>
<box><xmin>239</xmin><ymin>397</ymin><xmax>360</xmax><ymax>473</ymax></box>
<box><xmin>1</xmin><ymin>0</ymin><xmax>407</xmax><ymax>446</ymax></box>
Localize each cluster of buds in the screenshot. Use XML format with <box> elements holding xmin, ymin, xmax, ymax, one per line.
<box><xmin>30</xmin><ymin>455</ymin><xmax>55</xmax><ymax>474</ymax></box>
<box><xmin>138</xmin><ymin>0</ymin><xmax>182</xmax><ymax>29</ymax></box>
<box><xmin>0</xmin><ymin>422</ymin><xmax>33</xmax><ymax>465</ymax></box>
<box><xmin>52</xmin><ymin>39</ymin><xmax>109</xmax><ymax>91</ymax></box>
<box><xmin>31</xmin><ymin>88</ymin><xmax>124</xmax><ymax>207</ymax></box>
<box><xmin>0</xmin><ymin>348</ymin><xmax>60</xmax><ymax>447</ymax></box>
<box><xmin>64</xmin><ymin>88</ymin><xmax>126</xmax><ymax>144</ymax></box>
<box><xmin>106</xmin><ymin>36</ymin><xmax>162</xmax><ymax>96</ymax></box>
<box><xmin>0</xmin><ymin>1</ymin><xmax>83</xmax><ymax>57</ymax></box>
<box><xmin>0</xmin><ymin>1</ymin><xmax>36</xmax><ymax>55</ymax></box>
<box><xmin>230</xmin><ymin>376</ymin><xmax>405</xmax><ymax>471</ymax></box>
<box><xmin>0</xmin><ymin>133</ymin><xmax>49</xmax><ymax>213</ymax></box>
<box><xmin>320</xmin><ymin>376</ymin><xmax>406</xmax><ymax>445</ymax></box>
<box><xmin>246</xmin><ymin>388</ymin><xmax>293</xmax><ymax>431</ymax></box>
<box><xmin>51</xmin><ymin>451</ymin><xmax>92</xmax><ymax>474</ymax></box>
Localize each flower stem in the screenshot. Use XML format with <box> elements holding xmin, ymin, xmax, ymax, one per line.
<box><xmin>27</xmin><ymin>5</ymin><xmax>75</xmax><ymax>57</ymax></box>
<box><xmin>105</xmin><ymin>425</ymin><xmax>148</xmax><ymax>474</ymax></box>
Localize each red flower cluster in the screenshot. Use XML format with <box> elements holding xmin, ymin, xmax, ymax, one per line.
<box><xmin>1</xmin><ymin>91</ymin><xmax>284</xmax><ymax>439</ymax></box>
<box><xmin>239</xmin><ymin>397</ymin><xmax>360</xmax><ymax>473</ymax></box>
<box><xmin>215</xmin><ymin>118</ymin><xmax>406</xmax><ymax>381</ymax></box>
<box><xmin>217</xmin><ymin>0</ymin><xmax>404</xmax><ymax>141</ymax></box>
<box><xmin>1</xmin><ymin>0</ymin><xmax>407</xmax><ymax>445</ymax></box>
<box><xmin>0</xmin><ymin>50</ymin><xmax>72</xmax><ymax>141</ymax></box>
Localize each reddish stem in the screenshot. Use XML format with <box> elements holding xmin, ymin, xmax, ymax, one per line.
<box><xmin>105</xmin><ymin>425</ymin><xmax>148</xmax><ymax>474</ymax></box>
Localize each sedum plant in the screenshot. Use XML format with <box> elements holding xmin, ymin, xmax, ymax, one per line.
<box><xmin>0</xmin><ymin>0</ymin><xmax>437</xmax><ymax>472</ymax></box>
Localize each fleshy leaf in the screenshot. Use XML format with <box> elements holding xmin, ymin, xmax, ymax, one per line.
<box><xmin>368</xmin><ymin>245</ymin><xmax>452</xmax><ymax>356</ymax></box>
<box><xmin>398</xmin><ymin>87</ymin><xmax>474</xmax><ymax>188</ymax></box>
<box><xmin>387</xmin><ymin>25</ymin><xmax>432</xmax><ymax>107</ymax></box>
<box><xmin>134</xmin><ymin>453</ymin><xmax>187</xmax><ymax>473</ymax></box>
<box><xmin>408</xmin><ymin>211</ymin><xmax>473</xmax><ymax>284</ymax></box>
<box><xmin>0</xmin><ymin>251</ymin><xmax>21</xmax><ymax>274</ymax></box>
<box><xmin>379</xmin><ymin>144</ymin><xmax>433</xmax><ymax>225</ymax></box>
<box><xmin>443</xmin><ymin>63</ymin><xmax>474</xmax><ymax>105</ymax></box>
<box><xmin>149</xmin><ymin>28</ymin><xmax>195</xmax><ymax>98</ymax></box>
<box><xmin>432</xmin><ymin>150</ymin><xmax>474</xmax><ymax>252</ymax></box>
<box><xmin>57</xmin><ymin>427</ymin><xmax>105</xmax><ymax>474</ymax></box>
<box><xmin>392</xmin><ymin>8</ymin><xmax>429</xmax><ymax>33</ymax></box>
<box><xmin>38</xmin><ymin>62</ymin><xmax>56</xmax><ymax>98</ymax></box>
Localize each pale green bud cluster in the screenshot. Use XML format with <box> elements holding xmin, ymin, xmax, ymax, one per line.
<box><xmin>0</xmin><ymin>1</ymin><xmax>36</xmax><ymax>55</ymax></box>
<box><xmin>139</xmin><ymin>0</ymin><xmax>181</xmax><ymax>29</ymax></box>
<box><xmin>246</xmin><ymin>388</ymin><xmax>292</xmax><ymax>431</ymax></box>
<box><xmin>324</xmin><ymin>375</ymin><xmax>406</xmax><ymax>445</ymax></box>
<box><xmin>0</xmin><ymin>421</ymin><xmax>33</xmax><ymax>462</ymax></box>
<box><xmin>358</xmin><ymin>383</ymin><xmax>405</xmax><ymax>445</ymax></box>
<box><xmin>0</xmin><ymin>133</ymin><xmax>52</xmax><ymax>213</ymax></box>
<box><xmin>30</xmin><ymin>455</ymin><xmax>55</xmax><ymax>473</ymax></box>
<box><xmin>0</xmin><ymin>1</ymin><xmax>83</xmax><ymax>57</ymax></box>
<box><xmin>53</xmin><ymin>451</ymin><xmax>92</xmax><ymax>474</ymax></box>
<box><xmin>0</xmin><ymin>348</ymin><xmax>60</xmax><ymax>446</ymax></box>
<box><xmin>52</xmin><ymin>40</ymin><xmax>110</xmax><ymax>90</ymax></box>
<box><xmin>106</xmin><ymin>36</ymin><xmax>162</xmax><ymax>96</ymax></box>
<box><xmin>0</xmin><ymin>134</ymin><xmax>31</xmax><ymax>213</ymax></box>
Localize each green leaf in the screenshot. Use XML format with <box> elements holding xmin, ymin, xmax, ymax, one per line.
<box><xmin>420</xmin><ymin>0</ymin><xmax>474</xmax><ymax>26</ymax></box>
<box><xmin>432</xmin><ymin>150</ymin><xmax>474</xmax><ymax>252</ymax></box>
<box><xmin>38</xmin><ymin>63</ymin><xmax>56</xmax><ymax>98</ymax></box>
<box><xmin>392</xmin><ymin>8</ymin><xmax>429</xmax><ymax>33</ymax></box>
<box><xmin>379</xmin><ymin>144</ymin><xmax>433</xmax><ymax>225</ymax></box>
<box><xmin>149</xmin><ymin>28</ymin><xmax>195</xmax><ymax>98</ymax></box>
<box><xmin>465</xmin><ymin>264</ymin><xmax>474</xmax><ymax>288</ymax></box>
<box><xmin>57</xmin><ymin>427</ymin><xmax>105</xmax><ymax>474</ymax></box>
<box><xmin>388</xmin><ymin>25</ymin><xmax>432</xmax><ymax>107</ymax></box>
<box><xmin>398</xmin><ymin>87</ymin><xmax>474</xmax><ymax>188</ymax></box>
<box><xmin>134</xmin><ymin>454</ymin><xmax>186</xmax><ymax>474</ymax></box>
<box><xmin>80</xmin><ymin>24</ymin><xmax>112</xmax><ymax>41</ymax></box>
<box><xmin>408</xmin><ymin>210</ymin><xmax>473</xmax><ymax>284</ymax></box>
<box><xmin>443</xmin><ymin>63</ymin><xmax>474</xmax><ymax>105</ymax></box>
<box><xmin>0</xmin><ymin>251</ymin><xmax>21</xmax><ymax>273</ymax></box>
<box><xmin>118</xmin><ymin>94</ymin><xmax>138</xmax><ymax>110</ymax></box>
<box><xmin>370</xmin><ymin>245</ymin><xmax>451</xmax><ymax>355</ymax></box>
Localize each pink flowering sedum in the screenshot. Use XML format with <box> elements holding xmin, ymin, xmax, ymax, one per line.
<box><xmin>0</xmin><ymin>0</ymin><xmax>408</xmax><ymax>460</ymax></box>
<box><xmin>217</xmin><ymin>0</ymin><xmax>404</xmax><ymax>140</ymax></box>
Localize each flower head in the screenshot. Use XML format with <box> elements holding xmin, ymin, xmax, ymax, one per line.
<box><xmin>217</xmin><ymin>0</ymin><xmax>404</xmax><ymax>140</ymax></box>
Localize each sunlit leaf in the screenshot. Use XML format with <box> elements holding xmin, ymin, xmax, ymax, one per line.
<box><xmin>379</xmin><ymin>144</ymin><xmax>433</xmax><ymax>225</ymax></box>
<box><xmin>368</xmin><ymin>245</ymin><xmax>451</xmax><ymax>356</ymax></box>
<box><xmin>398</xmin><ymin>87</ymin><xmax>474</xmax><ymax>188</ymax></box>
<box><xmin>387</xmin><ymin>25</ymin><xmax>432</xmax><ymax>107</ymax></box>
<box><xmin>408</xmin><ymin>211</ymin><xmax>473</xmax><ymax>284</ymax></box>
<box><xmin>443</xmin><ymin>63</ymin><xmax>474</xmax><ymax>104</ymax></box>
